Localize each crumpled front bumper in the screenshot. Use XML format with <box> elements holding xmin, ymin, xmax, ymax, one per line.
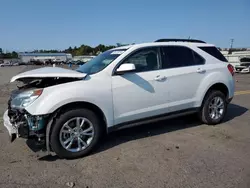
<box><xmin>3</xmin><ymin>110</ymin><xmax>18</xmax><ymax>142</ymax></box>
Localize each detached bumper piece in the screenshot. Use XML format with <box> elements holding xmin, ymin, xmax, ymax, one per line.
<box><xmin>3</xmin><ymin>110</ymin><xmax>18</xmax><ymax>142</ymax></box>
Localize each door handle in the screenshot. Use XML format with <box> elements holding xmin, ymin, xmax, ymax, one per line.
<box><xmin>197</xmin><ymin>68</ymin><xmax>206</xmax><ymax>73</ymax></box>
<box><xmin>154</xmin><ymin>75</ymin><xmax>167</xmax><ymax>81</ymax></box>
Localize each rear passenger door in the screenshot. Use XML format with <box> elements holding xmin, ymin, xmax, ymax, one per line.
<box><xmin>159</xmin><ymin>46</ymin><xmax>206</xmax><ymax>112</ymax></box>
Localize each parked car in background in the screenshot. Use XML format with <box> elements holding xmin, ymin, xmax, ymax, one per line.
<box><xmin>10</xmin><ymin>60</ymin><xmax>20</xmax><ymax>66</ymax></box>
<box><xmin>3</xmin><ymin>39</ymin><xmax>235</xmax><ymax>159</ymax></box>
<box><xmin>0</xmin><ymin>59</ymin><xmax>22</xmax><ymax>67</ymax></box>
<box><xmin>76</xmin><ymin>61</ymin><xmax>86</xmax><ymax>65</ymax></box>
<box><xmin>18</xmin><ymin>62</ymin><xmax>27</xmax><ymax>65</ymax></box>
<box><xmin>68</xmin><ymin>60</ymin><xmax>84</xmax><ymax>65</ymax></box>
<box><xmin>12</xmin><ymin>62</ymin><xmax>19</xmax><ymax>66</ymax></box>
<box><xmin>0</xmin><ymin>61</ymin><xmax>12</xmax><ymax>67</ymax></box>
<box><xmin>30</xmin><ymin>60</ymin><xmax>45</xmax><ymax>65</ymax></box>
<box><xmin>235</xmin><ymin>62</ymin><xmax>250</xmax><ymax>73</ymax></box>
<box><xmin>52</xmin><ymin>59</ymin><xmax>65</xmax><ymax>65</ymax></box>
<box><xmin>44</xmin><ymin>59</ymin><xmax>54</xmax><ymax>65</ymax></box>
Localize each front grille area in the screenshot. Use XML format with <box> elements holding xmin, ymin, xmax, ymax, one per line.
<box><xmin>7</xmin><ymin>98</ymin><xmax>14</xmax><ymax>121</ymax></box>
<box><xmin>7</xmin><ymin>98</ymin><xmax>11</xmax><ymax>110</ymax></box>
<box><xmin>8</xmin><ymin>109</ymin><xmax>20</xmax><ymax>124</ymax></box>
<box><xmin>235</xmin><ymin>66</ymin><xmax>247</xmax><ymax>71</ymax></box>
<box><xmin>7</xmin><ymin>97</ymin><xmax>23</xmax><ymax>125</ymax></box>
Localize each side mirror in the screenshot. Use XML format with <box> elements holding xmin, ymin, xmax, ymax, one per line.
<box><xmin>116</xmin><ymin>63</ymin><xmax>136</xmax><ymax>74</ymax></box>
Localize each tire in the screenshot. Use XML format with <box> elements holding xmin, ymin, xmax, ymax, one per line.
<box><xmin>50</xmin><ymin>108</ymin><xmax>103</xmax><ymax>159</ymax></box>
<box><xmin>199</xmin><ymin>90</ymin><xmax>227</xmax><ymax>125</ymax></box>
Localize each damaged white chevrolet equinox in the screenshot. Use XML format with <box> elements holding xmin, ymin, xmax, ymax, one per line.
<box><xmin>4</xmin><ymin>39</ymin><xmax>235</xmax><ymax>159</ymax></box>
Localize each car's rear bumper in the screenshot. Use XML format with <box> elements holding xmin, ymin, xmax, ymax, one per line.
<box><xmin>3</xmin><ymin>110</ymin><xmax>18</xmax><ymax>142</ymax></box>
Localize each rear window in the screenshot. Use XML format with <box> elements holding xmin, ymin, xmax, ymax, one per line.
<box><xmin>199</xmin><ymin>47</ymin><xmax>228</xmax><ymax>62</ymax></box>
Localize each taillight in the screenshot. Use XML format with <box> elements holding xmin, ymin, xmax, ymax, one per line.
<box><xmin>227</xmin><ymin>64</ymin><xmax>235</xmax><ymax>76</ymax></box>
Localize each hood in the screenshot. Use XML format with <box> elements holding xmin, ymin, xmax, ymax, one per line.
<box><xmin>10</xmin><ymin>67</ymin><xmax>87</xmax><ymax>82</ymax></box>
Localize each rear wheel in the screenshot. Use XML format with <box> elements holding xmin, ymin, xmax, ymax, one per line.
<box><xmin>50</xmin><ymin>108</ymin><xmax>103</xmax><ymax>159</ymax></box>
<box><xmin>199</xmin><ymin>90</ymin><xmax>227</xmax><ymax>125</ymax></box>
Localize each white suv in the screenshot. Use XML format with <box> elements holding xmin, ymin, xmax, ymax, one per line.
<box><xmin>3</xmin><ymin>39</ymin><xmax>235</xmax><ymax>159</ymax></box>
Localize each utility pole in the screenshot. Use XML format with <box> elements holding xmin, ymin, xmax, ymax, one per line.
<box><xmin>228</xmin><ymin>39</ymin><xmax>234</xmax><ymax>54</ymax></box>
<box><xmin>230</xmin><ymin>39</ymin><xmax>234</xmax><ymax>49</ymax></box>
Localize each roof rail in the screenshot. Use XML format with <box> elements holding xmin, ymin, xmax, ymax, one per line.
<box><xmin>155</xmin><ymin>38</ymin><xmax>206</xmax><ymax>43</ymax></box>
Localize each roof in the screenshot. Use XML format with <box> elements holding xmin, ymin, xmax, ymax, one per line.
<box><xmin>155</xmin><ymin>38</ymin><xmax>206</xmax><ymax>43</ymax></box>
<box><xmin>112</xmin><ymin>40</ymin><xmax>214</xmax><ymax>51</ymax></box>
<box><xmin>18</xmin><ymin>53</ymin><xmax>68</xmax><ymax>57</ymax></box>
<box><xmin>118</xmin><ymin>42</ymin><xmax>214</xmax><ymax>49</ymax></box>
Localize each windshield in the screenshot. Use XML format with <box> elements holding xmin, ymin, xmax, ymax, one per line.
<box><xmin>76</xmin><ymin>49</ymin><xmax>127</xmax><ymax>75</ymax></box>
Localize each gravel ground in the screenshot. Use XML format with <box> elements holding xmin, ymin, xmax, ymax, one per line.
<box><xmin>0</xmin><ymin>65</ymin><xmax>250</xmax><ymax>188</ymax></box>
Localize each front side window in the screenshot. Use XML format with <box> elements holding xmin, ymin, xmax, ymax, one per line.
<box><xmin>76</xmin><ymin>49</ymin><xmax>127</xmax><ymax>75</ymax></box>
<box><xmin>161</xmin><ymin>46</ymin><xmax>205</xmax><ymax>69</ymax></box>
<box><xmin>120</xmin><ymin>47</ymin><xmax>160</xmax><ymax>72</ymax></box>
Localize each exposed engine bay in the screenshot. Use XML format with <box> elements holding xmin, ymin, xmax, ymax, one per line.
<box><xmin>7</xmin><ymin>77</ymin><xmax>81</xmax><ymax>143</ymax></box>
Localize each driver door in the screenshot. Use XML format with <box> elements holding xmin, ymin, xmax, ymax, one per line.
<box><xmin>111</xmin><ymin>47</ymin><xmax>168</xmax><ymax>125</ymax></box>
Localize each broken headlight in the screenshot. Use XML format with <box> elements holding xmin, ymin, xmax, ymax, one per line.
<box><xmin>11</xmin><ymin>89</ymin><xmax>43</xmax><ymax>109</ymax></box>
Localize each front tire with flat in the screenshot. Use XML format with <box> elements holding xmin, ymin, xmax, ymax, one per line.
<box><xmin>50</xmin><ymin>108</ymin><xmax>103</xmax><ymax>159</ymax></box>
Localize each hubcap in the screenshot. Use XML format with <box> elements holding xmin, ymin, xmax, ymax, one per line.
<box><xmin>59</xmin><ymin>117</ymin><xmax>94</xmax><ymax>152</ymax></box>
<box><xmin>208</xmin><ymin>96</ymin><xmax>225</xmax><ymax>120</ymax></box>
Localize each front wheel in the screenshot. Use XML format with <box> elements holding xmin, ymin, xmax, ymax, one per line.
<box><xmin>199</xmin><ymin>90</ymin><xmax>227</xmax><ymax>125</ymax></box>
<box><xmin>50</xmin><ymin>108</ymin><xmax>103</xmax><ymax>159</ymax></box>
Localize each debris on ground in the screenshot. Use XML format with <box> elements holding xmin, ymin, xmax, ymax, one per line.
<box><xmin>66</xmin><ymin>182</ymin><xmax>75</xmax><ymax>188</ymax></box>
<box><xmin>9</xmin><ymin>160</ymin><xmax>21</xmax><ymax>164</ymax></box>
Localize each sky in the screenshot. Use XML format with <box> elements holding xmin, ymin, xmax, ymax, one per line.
<box><xmin>1</xmin><ymin>0</ymin><xmax>250</xmax><ymax>52</ymax></box>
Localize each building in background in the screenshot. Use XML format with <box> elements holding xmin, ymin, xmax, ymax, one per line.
<box><xmin>221</xmin><ymin>51</ymin><xmax>250</xmax><ymax>65</ymax></box>
<box><xmin>18</xmin><ymin>53</ymin><xmax>72</xmax><ymax>63</ymax></box>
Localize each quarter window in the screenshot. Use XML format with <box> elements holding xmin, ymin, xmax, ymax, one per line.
<box><xmin>193</xmin><ymin>50</ymin><xmax>205</xmax><ymax>65</ymax></box>
<box><xmin>198</xmin><ymin>46</ymin><xmax>228</xmax><ymax>62</ymax></box>
<box><xmin>120</xmin><ymin>47</ymin><xmax>160</xmax><ymax>72</ymax></box>
<box><xmin>161</xmin><ymin>46</ymin><xmax>204</xmax><ymax>69</ymax></box>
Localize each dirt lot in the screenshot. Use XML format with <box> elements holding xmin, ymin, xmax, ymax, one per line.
<box><xmin>0</xmin><ymin>65</ymin><xmax>250</xmax><ymax>188</ymax></box>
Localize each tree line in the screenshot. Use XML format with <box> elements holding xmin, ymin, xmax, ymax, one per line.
<box><xmin>32</xmin><ymin>44</ymin><xmax>119</xmax><ymax>56</ymax></box>
<box><xmin>1</xmin><ymin>44</ymin><xmax>248</xmax><ymax>59</ymax></box>
<box><xmin>0</xmin><ymin>48</ymin><xmax>18</xmax><ymax>59</ymax></box>
<box><xmin>0</xmin><ymin>43</ymin><xmax>128</xmax><ymax>59</ymax></box>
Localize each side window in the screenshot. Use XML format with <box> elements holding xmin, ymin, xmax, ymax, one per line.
<box><xmin>161</xmin><ymin>46</ymin><xmax>204</xmax><ymax>69</ymax></box>
<box><xmin>198</xmin><ymin>46</ymin><xmax>228</xmax><ymax>62</ymax></box>
<box><xmin>121</xmin><ymin>48</ymin><xmax>159</xmax><ymax>72</ymax></box>
<box><xmin>193</xmin><ymin>51</ymin><xmax>205</xmax><ymax>65</ymax></box>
